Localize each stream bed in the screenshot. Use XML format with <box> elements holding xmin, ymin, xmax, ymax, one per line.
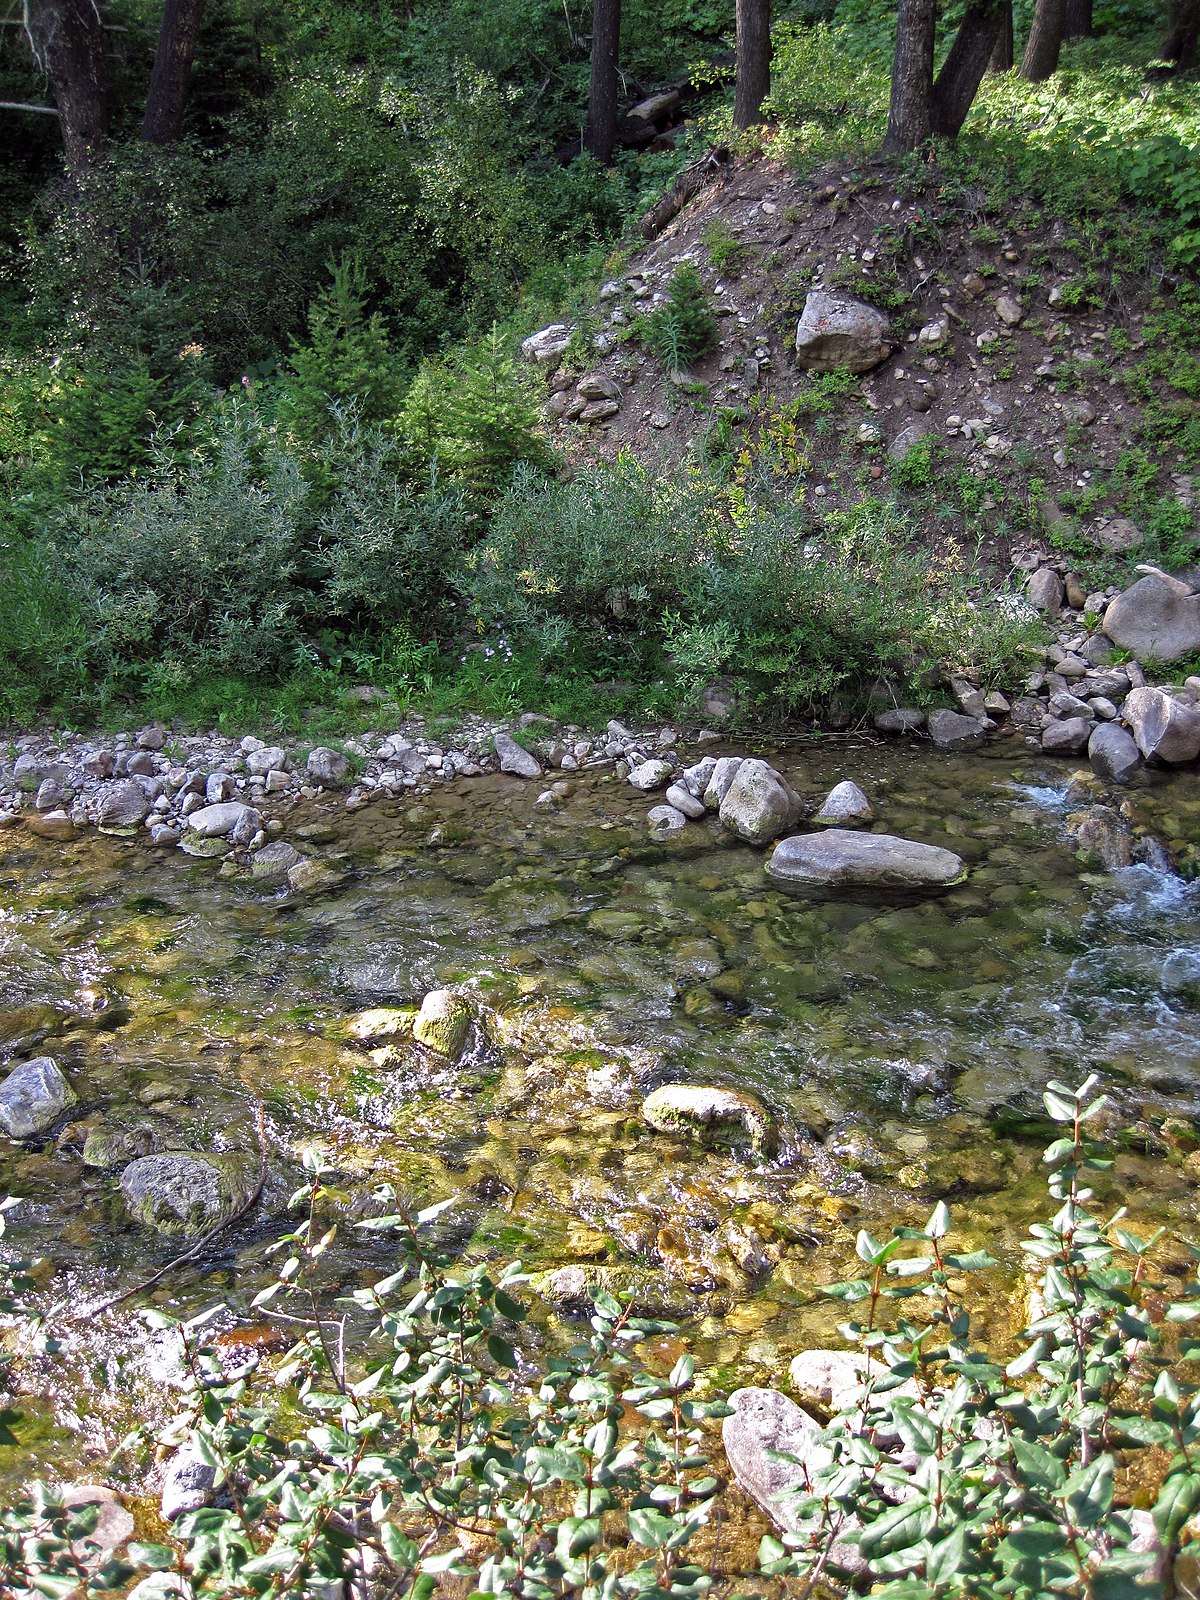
<box><xmin>4</xmin><ymin>738</ymin><xmax>1200</xmax><ymax>1483</ymax></box>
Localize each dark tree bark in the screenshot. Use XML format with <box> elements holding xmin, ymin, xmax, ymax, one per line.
<box><xmin>1063</xmin><ymin>0</ymin><xmax>1093</xmax><ymax>37</ymax></box>
<box><xmin>990</xmin><ymin>2</ymin><xmax>1015</xmax><ymax>69</ymax></box>
<box><xmin>1163</xmin><ymin>0</ymin><xmax>1200</xmax><ymax>67</ymax></box>
<box><xmin>931</xmin><ymin>0</ymin><xmax>1006</xmax><ymax>136</ymax></box>
<box><xmin>28</xmin><ymin>0</ymin><xmax>109</xmax><ymax>172</ymax></box>
<box><xmin>1020</xmin><ymin>0</ymin><xmax>1067</xmax><ymax>80</ymax></box>
<box><xmin>141</xmin><ymin>0</ymin><xmax>207</xmax><ymax>144</ymax></box>
<box><xmin>883</xmin><ymin>0</ymin><xmax>936</xmax><ymax>154</ymax></box>
<box><xmin>733</xmin><ymin>0</ymin><xmax>772</xmax><ymax>128</ymax></box>
<box><xmin>584</xmin><ymin>0</ymin><xmax>622</xmax><ymax>164</ymax></box>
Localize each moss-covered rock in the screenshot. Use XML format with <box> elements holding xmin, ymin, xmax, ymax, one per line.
<box><xmin>413</xmin><ymin>989</ymin><xmax>472</xmax><ymax>1061</ymax></box>
<box><xmin>641</xmin><ymin>1083</ymin><xmax>775</xmax><ymax>1157</ymax></box>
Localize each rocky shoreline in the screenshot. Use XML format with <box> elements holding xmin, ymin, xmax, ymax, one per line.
<box><xmin>2</xmin><ymin>563</ymin><xmax>1198</xmax><ymax>883</ymax></box>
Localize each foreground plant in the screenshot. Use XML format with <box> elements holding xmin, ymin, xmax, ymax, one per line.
<box><xmin>762</xmin><ymin>1074</ymin><xmax>1200</xmax><ymax>1598</ymax></box>
<box><xmin>5</xmin><ymin>1079</ymin><xmax>1200</xmax><ymax>1598</ymax></box>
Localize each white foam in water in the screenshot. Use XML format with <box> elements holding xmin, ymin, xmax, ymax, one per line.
<box><xmin>1104</xmin><ymin>862</ymin><xmax>1198</xmax><ymax>926</ymax></box>
<box><xmin>1007</xmin><ymin>781</ymin><xmax>1072</xmax><ymax>812</ymax></box>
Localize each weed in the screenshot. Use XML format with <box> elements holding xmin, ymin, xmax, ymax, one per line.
<box><xmin>702</xmin><ymin>220</ymin><xmax>751</xmax><ymax>278</ymax></box>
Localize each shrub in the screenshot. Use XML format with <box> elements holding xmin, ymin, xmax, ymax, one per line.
<box><xmin>764</xmin><ymin>1074</ymin><xmax>1200</xmax><ymax>1597</ymax></box>
<box><xmin>0</xmin><ymin>536</ymin><xmax>93</xmax><ymax>724</ymax></box>
<box><xmin>642</xmin><ymin>264</ymin><xmax>717</xmax><ymax>374</ymax></box>
<box><xmin>56</xmin><ymin>403</ymin><xmax>311</xmax><ymax>688</ymax></box>
<box><xmin>458</xmin><ymin>457</ymin><xmax>708</xmax><ymax>665</ymax></box>
<box><xmin>667</xmin><ymin>498</ymin><xmax>932</xmax><ymax>714</ymax></box>
<box><xmin>7</xmin><ymin>1080</ymin><xmax>1200</xmax><ymax>1597</ymax></box>
<box><xmin>316</xmin><ymin>413</ymin><xmax>469</xmax><ymax>628</ymax></box>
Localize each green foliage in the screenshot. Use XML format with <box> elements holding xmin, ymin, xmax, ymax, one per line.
<box><xmin>1128</xmin><ymin>135</ymin><xmax>1200</xmax><ymax>264</ymax></box>
<box><xmin>3</xmin><ymin>1164</ymin><xmax>731</xmax><ymax>1600</ymax></box>
<box><xmin>766</xmin><ymin>1074</ymin><xmax>1200</xmax><ymax>1598</ymax></box>
<box><xmin>702</xmin><ymin>220</ymin><xmax>750</xmax><ymax>278</ymax></box>
<box><xmin>49</xmin><ymin>403</ymin><xmax>471</xmax><ymax>702</ymax></box>
<box><xmin>642</xmin><ymin>265</ymin><xmax>718</xmax><ymax>375</ymax></box>
<box><xmin>0</xmin><ymin>536</ymin><xmax>93</xmax><ymax>724</ymax></box>
<box><xmin>279</xmin><ymin>255</ymin><xmax>404</xmax><ymax>448</ymax></box>
<box><xmin>9</xmin><ymin>1078</ymin><xmax>1200</xmax><ymax>1597</ymax></box>
<box><xmin>400</xmin><ymin>326</ymin><xmax>555</xmax><ymax>499</ymax></box>
<box><xmin>459</xmin><ymin>456</ymin><xmax>705</xmax><ymax>672</ymax></box>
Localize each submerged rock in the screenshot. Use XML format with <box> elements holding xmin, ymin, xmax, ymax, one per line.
<box><xmin>1067</xmin><ymin>805</ymin><xmax>1133</xmax><ymax>870</ymax></box>
<box><xmin>413</xmin><ymin>989</ymin><xmax>471</xmax><ymax>1060</ymax></box>
<box><xmin>718</xmin><ymin>759</ymin><xmax>800</xmax><ymax>845</ymax></box>
<box><xmin>641</xmin><ymin>1083</ymin><xmax>774</xmax><ymax>1156</ymax></box>
<box><xmin>0</xmin><ymin>1056</ymin><xmax>77</xmax><ymax>1139</ymax></box>
<box><xmin>120</xmin><ymin>1151</ymin><xmax>257</xmax><ymax>1237</ymax></box>
<box><xmin>767</xmin><ymin>829</ymin><xmax>966</xmax><ymax>897</ymax></box>
<box><xmin>722</xmin><ymin>1388</ymin><xmax>833</xmax><ymax>1535</ymax></box>
<box><xmin>813</xmin><ymin>780</ymin><xmax>873</xmax><ymax>825</ymax></box>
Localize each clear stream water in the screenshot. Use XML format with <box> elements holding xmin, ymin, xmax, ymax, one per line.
<box><xmin>3</xmin><ymin>738</ymin><xmax>1200</xmax><ymax>1483</ymax></box>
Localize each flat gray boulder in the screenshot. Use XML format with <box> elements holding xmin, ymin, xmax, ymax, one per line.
<box><xmin>767</xmin><ymin>828</ymin><xmax>966</xmax><ymax>897</ymax></box>
<box><xmin>161</xmin><ymin>1447</ymin><xmax>217</xmax><ymax>1522</ymax></box>
<box><xmin>1103</xmin><ymin>575</ymin><xmax>1200</xmax><ymax>663</ymax></box>
<box><xmin>1041</xmin><ymin>717</ymin><xmax>1091</xmax><ymax>755</ymax></box>
<box><xmin>1123</xmin><ymin>686</ymin><xmax>1200</xmax><ymax>764</ymax></box>
<box><xmin>120</xmin><ymin>1151</ymin><xmax>256</xmax><ymax>1237</ymax></box>
<box><xmin>0</xmin><ymin>1056</ymin><xmax>76</xmax><ymax>1139</ymax></box>
<box><xmin>928</xmin><ymin>708</ymin><xmax>987</xmax><ymax>750</ymax></box>
<box><xmin>718</xmin><ymin>759</ymin><xmax>800</xmax><ymax>844</ymax></box>
<box><xmin>794</xmin><ymin>292</ymin><xmax>891</xmax><ymax>373</ymax></box>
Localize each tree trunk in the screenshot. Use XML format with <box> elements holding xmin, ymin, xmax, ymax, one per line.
<box><xmin>1020</xmin><ymin>0</ymin><xmax>1067</xmax><ymax>80</ymax></box>
<box><xmin>1063</xmin><ymin>0</ymin><xmax>1093</xmax><ymax>37</ymax></box>
<box><xmin>990</xmin><ymin>2</ymin><xmax>1014</xmax><ymax>69</ymax></box>
<box><xmin>882</xmin><ymin>0</ymin><xmax>936</xmax><ymax>155</ymax></box>
<box><xmin>1163</xmin><ymin>0</ymin><xmax>1200</xmax><ymax>67</ymax></box>
<box><xmin>141</xmin><ymin>0</ymin><xmax>207</xmax><ymax>144</ymax></box>
<box><xmin>28</xmin><ymin>0</ymin><xmax>109</xmax><ymax>173</ymax></box>
<box><xmin>931</xmin><ymin>0</ymin><xmax>1006</xmax><ymax>136</ymax></box>
<box><xmin>733</xmin><ymin>0</ymin><xmax>772</xmax><ymax>128</ymax></box>
<box><xmin>583</xmin><ymin>0</ymin><xmax>622</xmax><ymax>164</ymax></box>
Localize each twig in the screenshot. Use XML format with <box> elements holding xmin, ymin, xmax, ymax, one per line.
<box><xmin>0</xmin><ymin>99</ymin><xmax>58</xmax><ymax>114</ymax></box>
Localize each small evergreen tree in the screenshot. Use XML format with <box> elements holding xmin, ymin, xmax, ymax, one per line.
<box><xmin>399</xmin><ymin>325</ymin><xmax>554</xmax><ymax>499</ymax></box>
<box><xmin>280</xmin><ymin>254</ymin><xmax>403</xmax><ymax>448</ymax></box>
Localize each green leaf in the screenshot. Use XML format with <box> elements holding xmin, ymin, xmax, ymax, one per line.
<box><xmin>487</xmin><ymin>1333</ymin><xmax>517</xmax><ymax>1369</ymax></box>
<box><xmin>1154</xmin><ymin>1468</ymin><xmax>1200</xmax><ymax>1540</ymax></box>
<box><xmin>856</xmin><ymin>1498</ymin><xmax>937</xmax><ymax>1557</ymax></box>
<box><xmin>127</xmin><ymin>1542</ymin><xmax>176</xmax><ymax>1571</ymax></box>
<box><xmin>925</xmin><ymin>1522</ymin><xmax>969</xmax><ymax>1582</ymax></box>
<box><xmin>1064</xmin><ymin>1454</ymin><xmax>1113</xmax><ymax>1527</ymax></box>
<box><xmin>627</xmin><ymin>1507</ymin><xmax>680</xmax><ymax>1549</ymax></box>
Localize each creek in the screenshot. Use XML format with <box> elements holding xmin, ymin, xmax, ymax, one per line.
<box><xmin>3</xmin><ymin>738</ymin><xmax>1200</xmax><ymax>1484</ymax></box>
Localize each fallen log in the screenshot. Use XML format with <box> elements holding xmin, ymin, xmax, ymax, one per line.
<box><xmin>638</xmin><ymin>145</ymin><xmax>732</xmax><ymax>240</ymax></box>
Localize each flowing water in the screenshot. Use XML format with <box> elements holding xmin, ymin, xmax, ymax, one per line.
<box><xmin>4</xmin><ymin>738</ymin><xmax>1200</xmax><ymax>1483</ymax></box>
